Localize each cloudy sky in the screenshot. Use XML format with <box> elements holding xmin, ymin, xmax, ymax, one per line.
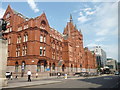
<box><xmin>0</xmin><ymin>0</ymin><xmax>118</xmax><ymax>61</ymax></box>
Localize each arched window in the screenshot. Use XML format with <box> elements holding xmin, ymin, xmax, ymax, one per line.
<box><xmin>24</xmin><ymin>33</ymin><xmax>28</xmax><ymax>42</ymax></box>
<box><xmin>17</xmin><ymin>35</ymin><xmax>21</xmax><ymax>44</ymax></box>
<box><xmin>22</xmin><ymin>45</ymin><xmax>27</xmax><ymax>56</ymax></box>
<box><xmin>40</xmin><ymin>35</ymin><xmax>43</xmax><ymax>42</ymax></box>
<box><xmin>40</xmin><ymin>47</ymin><xmax>43</xmax><ymax>56</ymax></box>
<box><xmin>41</xmin><ymin>20</ymin><xmax>46</xmax><ymax>27</ymax></box>
<box><xmin>16</xmin><ymin>45</ymin><xmax>20</xmax><ymax>57</ymax></box>
<box><xmin>40</xmin><ymin>20</ymin><xmax>46</xmax><ymax>29</ymax></box>
<box><xmin>44</xmin><ymin>36</ymin><xmax>46</xmax><ymax>43</ymax></box>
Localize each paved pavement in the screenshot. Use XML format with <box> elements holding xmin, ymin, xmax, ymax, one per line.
<box><xmin>22</xmin><ymin>75</ymin><xmax>120</xmax><ymax>88</ymax></box>
<box><xmin>2</xmin><ymin>74</ymin><xmax>119</xmax><ymax>89</ymax></box>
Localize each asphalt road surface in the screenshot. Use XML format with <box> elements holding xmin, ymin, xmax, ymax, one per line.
<box><xmin>21</xmin><ymin>75</ymin><xmax>120</xmax><ymax>88</ymax></box>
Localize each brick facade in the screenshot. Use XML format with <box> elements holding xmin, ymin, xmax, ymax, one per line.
<box><xmin>3</xmin><ymin>5</ymin><xmax>97</xmax><ymax>76</ymax></box>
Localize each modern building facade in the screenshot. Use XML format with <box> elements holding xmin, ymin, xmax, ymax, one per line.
<box><xmin>2</xmin><ymin>5</ymin><xmax>97</xmax><ymax>77</ymax></box>
<box><xmin>90</xmin><ymin>46</ymin><xmax>107</xmax><ymax>68</ymax></box>
<box><xmin>106</xmin><ymin>58</ymin><xmax>118</xmax><ymax>73</ymax></box>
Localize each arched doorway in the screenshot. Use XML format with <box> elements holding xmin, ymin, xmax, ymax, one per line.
<box><xmin>37</xmin><ymin>60</ymin><xmax>41</xmax><ymax>72</ymax></box>
<box><xmin>21</xmin><ymin>61</ymin><xmax>26</xmax><ymax>77</ymax></box>
<box><xmin>37</xmin><ymin>60</ymin><xmax>47</xmax><ymax>72</ymax></box>
<box><xmin>62</xmin><ymin>64</ymin><xmax>65</xmax><ymax>72</ymax></box>
<box><xmin>15</xmin><ymin>61</ymin><xmax>19</xmax><ymax>73</ymax></box>
<box><xmin>52</xmin><ymin>63</ymin><xmax>55</xmax><ymax>71</ymax></box>
<box><xmin>44</xmin><ymin>60</ymin><xmax>47</xmax><ymax>71</ymax></box>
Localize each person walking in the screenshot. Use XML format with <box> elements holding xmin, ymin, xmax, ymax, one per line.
<box><xmin>27</xmin><ymin>70</ymin><xmax>32</xmax><ymax>82</ymax></box>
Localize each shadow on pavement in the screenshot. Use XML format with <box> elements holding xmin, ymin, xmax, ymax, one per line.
<box><xmin>77</xmin><ymin>75</ymin><xmax>120</xmax><ymax>88</ymax></box>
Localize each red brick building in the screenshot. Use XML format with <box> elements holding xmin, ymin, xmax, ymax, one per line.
<box><xmin>3</xmin><ymin>5</ymin><xmax>97</xmax><ymax>76</ymax></box>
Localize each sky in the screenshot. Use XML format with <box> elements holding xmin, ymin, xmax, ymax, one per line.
<box><xmin>0</xmin><ymin>0</ymin><xmax>119</xmax><ymax>61</ymax></box>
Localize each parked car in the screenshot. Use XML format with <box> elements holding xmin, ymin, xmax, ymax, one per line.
<box><xmin>6</xmin><ymin>72</ymin><xmax>11</xmax><ymax>78</ymax></box>
<box><xmin>74</xmin><ymin>72</ymin><xmax>81</xmax><ymax>76</ymax></box>
<box><xmin>74</xmin><ymin>72</ymin><xmax>89</xmax><ymax>77</ymax></box>
<box><xmin>114</xmin><ymin>71</ymin><xmax>119</xmax><ymax>75</ymax></box>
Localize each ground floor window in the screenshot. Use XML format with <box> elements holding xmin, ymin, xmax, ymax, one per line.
<box><xmin>52</xmin><ymin>63</ymin><xmax>55</xmax><ymax>70</ymax></box>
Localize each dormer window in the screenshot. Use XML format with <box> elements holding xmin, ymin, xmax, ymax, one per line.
<box><xmin>6</xmin><ymin>13</ymin><xmax>10</xmax><ymax>19</ymax></box>
<box><xmin>40</xmin><ymin>20</ymin><xmax>46</xmax><ymax>29</ymax></box>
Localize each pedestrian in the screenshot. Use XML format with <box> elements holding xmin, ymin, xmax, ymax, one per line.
<box><xmin>27</xmin><ymin>70</ymin><xmax>32</xmax><ymax>82</ymax></box>
<box><xmin>36</xmin><ymin>72</ymin><xmax>38</xmax><ymax>78</ymax></box>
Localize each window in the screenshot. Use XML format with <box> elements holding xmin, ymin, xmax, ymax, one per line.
<box><xmin>18</xmin><ymin>26</ymin><xmax>22</xmax><ymax>31</ymax></box>
<box><xmin>52</xmin><ymin>52</ymin><xmax>55</xmax><ymax>59</ymax></box>
<box><xmin>6</xmin><ymin>13</ymin><xmax>10</xmax><ymax>19</ymax></box>
<box><xmin>17</xmin><ymin>35</ymin><xmax>21</xmax><ymax>44</ymax></box>
<box><xmin>22</xmin><ymin>46</ymin><xmax>27</xmax><ymax>56</ymax></box>
<box><xmin>24</xmin><ymin>33</ymin><xmax>28</xmax><ymax>42</ymax></box>
<box><xmin>24</xmin><ymin>24</ymin><xmax>28</xmax><ymax>29</ymax></box>
<box><xmin>44</xmin><ymin>36</ymin><xmax>46</xmax><ymax>43</ymax></box>
<box><xmin>39</xmin><ymin>47</ymin><xmax>46</xmax><ymax>56</ymax></box>
<box><xmin>96</xmin><ymin>49</ymin><xmax>98</xmax><ymax>52</ymax></box>
<box><xmin>8</xmin><ymin>37</ymin><xmax>11</xmax><ymax>44</ymax></box>
<box><xmin>40</xmin><ymin>35</ymin><xmax>43</xmax><ymax>42</ymax></box>
<box><xmin>43</xmin><ymin>47</ymin><xmax>46</xmax><ymax>56</ymax></box>
<box><xmin>40</xmin><ymin>47</ymin><xmax>43</xmax><ymax>56</ymax></box>
<box><xmin>24</xmin><ymin>46</ymin><xmax>27</xmax><ymax>55</ymax></box>
<box><xmin>16</xmin><ymin>46</ymin><xmax>20</xmax><ymax>57</ymax></box>
<box><xmin>40</xmin><ymin>20</ymin><xmax>46</xmax><ymax>29</ymax></box>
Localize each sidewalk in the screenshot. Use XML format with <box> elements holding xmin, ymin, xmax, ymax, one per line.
<box><xmin>2</xmin><ymin>75</ymin><xmax>85</xmax><ymax>89</ymax></box>
<box><xmin>3</xmin><ymin>80</ymin><xmax>62</xmax><ymax>89</ymax></box>
<box><xmin>2</xmin><ymin>74</ymin><xmax>114</xmax><ymax>89</ymax></box>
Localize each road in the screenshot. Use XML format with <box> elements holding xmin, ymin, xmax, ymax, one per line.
<box><xmin>19</xmin><ymin>75</ymin><xmax>120</xmax><ymax>88</ymax></box>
